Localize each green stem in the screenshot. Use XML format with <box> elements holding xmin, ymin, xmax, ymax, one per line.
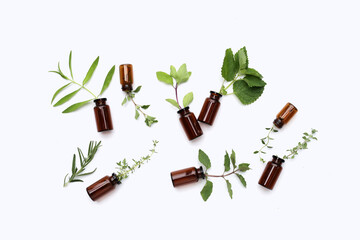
<box><xmin>257</xmin><ymin>125</ymin><xmax>275</xmax><ymax>162</ymax></box>
<box><xmin>206</xmin><ymin>169</ymin><xmax>239</xmax><ymax>178</ymax></box>
<box><xmin>128</xmin><ymin>92</ymin><xmax>147</xmax><ymax>117</ymax></box>
<box><xmin>69</xmin><ymin>79</ymin><xmax>97</xmax><ymax>99</ymax></box>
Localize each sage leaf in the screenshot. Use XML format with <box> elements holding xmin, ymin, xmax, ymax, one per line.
<box><xmin>69</xmin><ymin>51</ymin><xmax>74</xmax><ymax>79</ymax></box>
<box><xmin>200</xmin><ymin>180</ymin><xmax>213</xmax><ymax>202</ymax></box>
<box><xmin>221</xmin><ymin>48</ymin><xmax>236</xmax><ymax>81</ymax></box>
<box><xmin>236</xmin><ymin>173</ymin><xmax>247</xmax><ymax>188</ymax></box>
<box><xmin>53</xmin><ymin>88</ymin><xmax>81</xmax><ymax>107</ymax></box>
<box><xmin>238</xmin><ymin>46</ymin><xmax>248</xmax><ymax>70</ymax></box>
<box><xmin>183</xmin><ymin>92</ymin><xmax>193</xmax><ymax>107</ymax></box>
<box><xmin>231</xmin><ymin>150</ymin><xmax>236</xmax><ymax>169</ymax></box>
<box><xmin>133</xmin><ymin>85</ymin><xmax>142</xmax><ymax>93</ymax></box>
<box><xmin>166</xmin><ymin>99</ymin><xmax>180</xmax><ymax>109</ymax></box>
<box><xmin>240</xmin><ymin>68</ymin><xmax>263</xmax><ymax>79</ymax></box>
<box><xmin>51</xmin><ymin>83</ymin><xmax>71</xmax><ymax>104</ymax></box>
<box><xmin>63</xmin><ymin>99</ymin><xmax>92</xmax><ymax>113</ymax></box>
<box><xmin>83</xmin><ymin>56</ymin><xmax>99</xmax><ymax>85</ymax></box>
<box><xmin>226</xmin><ymin>180</ymin><xmax>233</xmax><ymax>199</ymax></box>
<box><xmin>242</xmin><ymin>75</ymin><xmax>266</xmax><ymax>87</ymax></box>
<box><xmin>135</xmin><ymin>110</ymin><xmax>140</xmax><ymax>119</ymax></box>
<box><xmin>234</xmin><ymin>50</ymin><xmax>240</xmax><ymax>74</ymax></box>
<box><xmin>233</xmin><ymin>80</ymin><xmax>264</xmax><ymax>105</ymax></box>
<box><xmin>156</xmin><ymin>71</ymin><xmax>173</xmax><ymax>85</ymax></box>
<box><xmin>224</xmin><ymin>151</ymin><xmax>230</xmax><ymax>172</ymax></box>
<box><xmin>238</xmin><ymin>163</ymin><xmax>251</xmax><ymax>172</ymax></box>
<box><xmin>99</xmin><ymin>65</ymin><xmax>115</xmax><ymax>96</ymax></box>
<box><xmin>198</xmin><ymin>149</ymin><xmax>211</xmax><ymax>170</ymax></box>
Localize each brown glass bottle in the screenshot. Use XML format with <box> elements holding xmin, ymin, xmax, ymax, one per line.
<box><xmin>86</xmin><ymin>173</ymin><xmax>121</xmax><ymax>201</ymax></box>
<box><xmin>273</xmin><ymin>102</ymin><xmax>298</xmax><ymax>128</ymax></box>
<box><xmin>171</xmin><ymin>166</ymin><xmax>205</xmax><ymax>187</ymax></box>
<box><xmin>177</xmin><ymin>107</ymin><xmax>203</xmax><ymax>140</ymax></box>
<box><xmin>258</xmin><ymin>155</ymin><xmax>285</xmax><ymax>190</ymax></box>
<box><xmin>198</xmin><ymin>91</ymin><xmax>222</xmax><ymax>125</ymax></box>
<box><xmin>94</xmin><ymin>98</ymin><xmax>113</xmax><ymax>132</ymax></box>
<box><xmin>119</xmin><ymin>64</ymin><xmax>133</xmax><ymax>92</ymax></box>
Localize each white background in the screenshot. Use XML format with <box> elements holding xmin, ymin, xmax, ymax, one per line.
<box><xmin>1</xmin><ymin>0</ymin><xmax>359</xmax><ymax>239</ymax></box>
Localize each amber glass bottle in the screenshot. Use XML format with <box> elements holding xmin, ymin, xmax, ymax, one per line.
<box><xmin>273</xmin><ymin>102</ymin><xmax>298</xmax><ymax>128</ymax></box>
<box><xmin>86</xmin><ymin>173</ymin><xmax>121</xmax><ymax>201</ymax></box>
<box><xmin>258</xmin><ymin>155</ymin><xmax>285</xmax><ymax>190</ymax></box>
<box><xmin>171</xmin><ymin>166</ymin><xmax>205</xmax><ymax>187</ymax></box>
<box><xmin>119</xmin><ymin>64</ymin><xmax>133</xmax><ymax>92</ymax></box>
<box><xmin>198</xmin><ymin>91</ymin><xmax>222</xmax><ymax>125</ymax></box>
<box><xmin>177</xmin><ymin>107</ymin><xmax>203</xmax><ymax>140</ymax></box>
<box><xmin>93</xmin><ymin>98</ymin><xmax>113</xmax><ymax>132</ymax></box>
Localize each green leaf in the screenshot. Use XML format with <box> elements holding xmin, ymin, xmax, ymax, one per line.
<box><xmin>83</xmin><ymin>56</ymin><xmax>99</xmax><ymax>85</ymax></box>
<box><xmin>69</xmin><ymin>51</ymin><xmax>74</xmax><ymax>79</ymax></box>
<box><xmin>183</xmin><ymin>92</ymin><xmax>193</xmax><ymax>107</ymax></box>
<box><xmin>53</xmin><ymin>88</ymin><xmax>81</xmax><ymax>107</ymax></box>
<box><xmin>156</xmin><ymin>71</ymin><xmax>173</xmax><ymax>85</ymax></box>
<box><xmin>71</xmin><ymin>154</ymin><xmax>76</xmax><ymax>174</ymax></box>
<box><xmin>224</xmin><ymin>151</ymin><xmax>230</xmax><ymax>172</ymax></box>
<box><xmin>99</xmin><ymin>65</ymin><xmax>115</xmax><ymax>96</ymax></box>
<box><xmin>51</xmin><ymin>83</ymin><xmax>71</xmax><ymax>104</ymax></box>
<box><xmin>200</xmin><ymin>180</ymin><xmax>213</xmax><ymax>202</ymax></box>
<box><xmin>234</xmin><ymin>50</ymin><xmax>240</xmax><ymax>74</ymax></box>
<box><xmin>135</xmin><ymin>110</ymin><xmax>140</xmax><ymax>119</ymax></box>
<box><xmin>121</xmin><ymin>96</ymin><xmax>128</xmax><ymax>105</ymax></box>
<box><xmin>70</xmin><ymin>179</ymin><xmax>83</xmax><ymax>183</ymax></box>
<box><xmin>198</xmin><ymin>149</ymin><xmax>211</xmax><ymax>170</ymax></box>
<box><xmin>231</xmin><ymin>150</ymin><xmax>236</xmax><ymax>169</ymax></box>
<box><xmin>133</xmin><ymin>85</ymin><xmax>142</xmax><ymax>93</ymax></box>
<box><xmin>236</xmin><ymin>174</ymin><xmax>247</xmax><ymax>188</ymax></box>
<box><xmin>238</xmin><ymin>47</ymin><xmax>248</xmax><ymax>70</ymax></box>
<box><xmin>233</xmin><ymin>80</ymin><xmax>264</xmax><ymax>105</ymax></box>
<box><xmin>49</xmin><ymin>70</ymin><xmax>70</xmax><ymax>80</ymax></box>
<box><xmin>226</xmin><ymin>180</ymin><xmax>233</xmax><ymax>199</ymax></box>
<box><xmin>173</xmin><ymin>64</ymin><xmax>191</xmax><ymax>84</ymax></box>
<box><xmin>240</xmin><ymin>68</ymin><xmax>263</xmax><ymax>79</ymax></box>
<box><xmin>62</xmin><ymin>99</ymin><xmax>92</xmax><ymax>113</ymax></box>
<box><xmin>78</xmin><ymin>168</ymin><xmax>97</xmax><ymax>176</ymax></box>
<box><xmin>170</xmin><ymin>65</ymin><xmax>177</xmax><ymax>77</ymax></box>
<box><xmin>238</xmin><ymin>163</ymin><xmax>251</xmax><ymax>172</ymax></box>
<box><xmin>221</xmin><ymin>48</ymin><xmax>236</xmax><ymax>81</ymax></box>
<box><xmin>166</xmin><ymin>99</ymin><xmax>180</xmax><ymax>109</ymax></box>
<box><xmin>141</xmin><ymin>105</ymin><xmax>150</xmax><ymax>109</ymax></box>
<box><xmin>253</xmin><ymin>151</ymin><xmax>259</xmax><ymax>154</ymax></box>
<box><xmin>242</xmin><ymin>75</ymin><xmax>266</xmax><ymax>87</ymax></box>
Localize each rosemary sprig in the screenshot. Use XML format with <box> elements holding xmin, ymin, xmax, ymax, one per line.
<box><xmin>283</xmin><ymin>129</ymin><xmax>318</xmax><ymax>159</ymax></box>
<box><xmin>254</xmin><ymin>125</ymin><xmax>278</xmax><ymax>162</ymax></box>
<box><xmin>63</xmin><ymin>141</ymin><xmax>101</xmax><ymax>187</ymax></box>
<box><xmin>116</xmin><ymin>140</ymin><xmax>158</xmax><ymax>181</ymax></box>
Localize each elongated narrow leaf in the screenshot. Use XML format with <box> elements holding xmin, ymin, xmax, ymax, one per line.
<box><xmin>71</xmin><ymin>154</ymin><xmax>76</xmax><ymax>174</ymax></box>
<box><xmin>183</xmin><ymin>92</ymin><xmax>193</xmax><ymax>107</ymax></box>
<box><xmin>166</xmin><ymin>99</ymin><xmax>180</xmax><ymax>109</ymax></box>
<box><xmin>83</xmin><ymin>56</ymin><xmax>99</xmax><ymax>85</ymax></box>
<box><xmin>224</xmin><ymin>151</ymin><xmax>230</xmax><ymax>172</ymax></box>
<box><xmin>198</xmin><ymin>149</ymin><xmax>211</xmax><ymax>169</ymax></box>
<box><xmin>51</xmin><ymin>83</ymin><xmax>71</xmax><ymax>104</ymax></box>
<box><xmin>200</xmin><ymin>180</ymin><xmax>213</xmax><ymax>201</ymax></box>
<box><xmin>156</xmin><ymin>71</ymin><xmax>173</xmax><ymax>85</ymax></box>
<box><xmin>70</xmin><ymin>179</ymin><xmax>83</xmax><ymax>183</ymax></box>
<box><xmin>62</xmin><ymin>99</ymin><xmax>92</xmax><ymax>113</ymax></box>
<box><xmin>236</xmin><ymin>173</ymin><xmax>247</xmax><ymax>187</ymax></box>
<box><xmin>78</xmin><ymin>168</ymin><xmax>97</xmax><ymax>176</ymax></box>
<box><xmin>53</xmin><ymin>88</ymin><xmax>81</xmax><ymax>107</ymax></box>
<box><xmin>69</xmin><ymin>51</ymin><xmax>74</xmax><ymax>79</ymax></box>
<box><xmin>231</xmin><ymin>150</ymin><xmax>236</xmax><ymax>169</ymax></box>
<box><xmin>226</xmin><ymin>180</ymin><xmax>233</xmax><ymax>199</ymax></box>
<box><xmin>99</xmin><ymin>65</ymin><xmax>115</xmax><ymax>96</ymax></box>
<box><xmin>49</xmin><ymin>70</ymin><xmax>70</xmax><ymax>80</ymax></box>
<box><xmin>63</xmin><ymin>173</ymin><xmax>69</xmax><ymax>186</ymax></box>
<box><xmin>221</xmin><ymin>48</ymin><xmax>236</xmax><ymax>81</ymax></box>
<box><xmin>133</xmin><ymin>85</ymin><xmax>142</xmax><ymax>93</ymax></box>
<box><xmin>78</xmin><ymin>148</ymin><xmax>84</xmax><ymax>167</ymax></box>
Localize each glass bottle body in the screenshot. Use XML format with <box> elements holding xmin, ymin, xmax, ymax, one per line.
<box><xmin>273</xmin><ymin>102</ymin><xmax>298</xmax><ymax>128</ymax></box>
<box><xmin>171</xmin><ymin>166</ymin><xmax>205</xmax><ymax>187</ymax></box>
<box><xmin>258</xmin><ymin>155</ymin><xmax>285</xmax><ymax>190</ymax></box>
<box><xmin>94</xmin><ymin>98</ymin><xmax>113</xmax><ymax>132</ymax></box>
<box><xmin>119</xmin><ymin>64</ymin><xmax>133</xmax><ymax>92</ymax></box>
<box><xmin>86</xmin><ymin>173</ymin><xmax>120</xmax><ymax>201</ymax></box>
<box><xmin>177</xmin><ymin>107</ymin><xmax>203</xmax><ymax>140</ymax></box>
<box><xmin>198</xmin><ymin>91</ymin><xmax>222</xmax><ymax>125</ymax></box>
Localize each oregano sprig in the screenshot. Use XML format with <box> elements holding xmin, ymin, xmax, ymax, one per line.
<box><xmin>283</xmin><ymin>129</ymin><xmax>318</xmax><ymax>159</ymax></box>
<box><xmin>63</xmin><ymin>141</ymin><xmax>101</xmax><ymax>187</ymax></box>
<box><xmin>121</xmin><ymin>86</ymin><xmax>158</xmax><ymax>127</ymax></box>
<box><xmin>254</xmin><ymin>125</ymin><xmax>278</xmax><ymax>162</ymax></box>
<box><xmin>198</xmin><ymin>149</ymin><xmax>250</xmax><ymax>201</ymax></box>
<box><xmin>219</xmin><ymin>47</ymin><xmax>266</xmax><ymax>105</ymax></box>
<box><xmin>50</xmin><ymin>51</ymin><xmax>115</xmax><ymax>113</ymax></box>
<box><xmin>156</xmin><ymin>64</ymin><xmax>194</xmax><ymax>110</ymax></box>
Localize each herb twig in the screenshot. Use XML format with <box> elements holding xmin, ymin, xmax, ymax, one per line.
<box><xmin>254</xmin><ymin>125</ymin><xmax>278</xmax><ymax>162</ymax></box>
<box><xmin>283</xmin><ymin>129</ymin><xmax>318</xmax><ymax>159</ymax></box>
<box><xmin>63</xmin><ymin>141</ymin><xmax>101</xmax><ymax>187</ymax></box>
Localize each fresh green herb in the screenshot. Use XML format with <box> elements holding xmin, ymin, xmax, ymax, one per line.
<box><xmin>219</xmin><ymin>47</ymin><xmax>266</xmax><ymax>105</ymax></box>
<box><xmin>156</xmin><ymin>64</ymin><xmax>193</xmax><ymax>110</ymax></box>
<box><xmin>254</xmin><ymin>125</ymin><xmax>278</xmax><ymax>162</ymax></box>
<box><xmin>199</xmin><ymin>149</ymin><xmax>250</xmax><ymax>201</ymax></box>
<box><xmin>63</xmin><ymin>141</ymin><xmax>101</xmax><ymax>187</ymax></box>
<box><xmin>121</xmin><ymin>86</ymin><xmax>158</xmax><ymax>127</ymax></box>
<box><xmin>283</xmin><ymin>129</ymin><xmax>318</xmax><ymax>159</ymax></box>
<box><xmin>116</xmin><ymin>140</ymin><xmax>158</xmax><ymax>181</ymax></box>
<box><xmin>50</xmin><ymin>51</ymin><xmax>115</xmax><ymax>113</ymax></box>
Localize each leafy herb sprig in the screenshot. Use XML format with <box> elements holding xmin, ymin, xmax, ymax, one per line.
<box><xmin>219</xmin><ymin>47</ymin><xmax>266</xmax><ymax>105</ymax></box>
<box><xmin>50</xmin><ymin>51</ymin><xmax>115</xmax><ymax>113</ymax></box>
<box><xmin>63</xmin><ymin>141</ymin><xmax>101</xmax><ymax>187</ymax></box>
<box><xmin>121</xmin><ymin>86</ymin><xmax>158</xmax><ymax>127</ymax></box>
<box><xmin>198</xmin><ymin>149</ymin><xmax>250</xmax><ymax>201</ymax></box>
<box><xmin>116</xmin><ymin>140</ymin><xmax>158</xmax><ymax>181</ymax></box>
<box><xmin>254</xmin><ymin>125</ymin><xmax>278</xmax><ymax>162</ymax></box>
<box><xmin>156</xmin><ymin>64</ymin><xmax>194</xmax><ymax>110</ymax></box>
<box><xmin>283</xmin><ymin>129</ymin><xmax>318</xmax><ymax>159</ymax></box>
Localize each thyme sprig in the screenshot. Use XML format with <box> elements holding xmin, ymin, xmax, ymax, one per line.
<box><xmin>283</xmin><ymin>129</ymin><xmax>318</xmax><ymax>159</ymax></box>
<box><xmin>254</xmin><ymin>125</ymin><xmax>278</xmax><ymax>162</ymax></box>
<box><xmin>116</xmin><ymin>140</ymin><xmax>158</xmax><ymax>181</ymax></box>
<box><xmin>63</xmin><ymin>141</ymin><xmax>101</xmax><ymax>187</ymax></box>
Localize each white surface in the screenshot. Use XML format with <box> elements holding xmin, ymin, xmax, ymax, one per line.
<box><xmin>1</xmin><ymin>0</ymin><xmax>359</xmax><ymax>239</ymax></box>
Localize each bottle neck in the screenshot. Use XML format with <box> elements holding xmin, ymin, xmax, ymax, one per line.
<box><xmin>210</xmin><ymin>91</ymin><xmax>222</xmax><ymax>101</ymax></box>
<box><xmin>110</xmin><ymin>173</ymin><xmax>121</xmax><ymax>185</ymax></box>
<box><xmin>196</xmin><ymin>166</ymin><xmax>205</xmax><ymax>179</ymax></box>
<box><xmin>94</xmin><ymin>98</ymin><xmax>107</xmax><ymax>106</ymax></box>
<box><xmin>271</xmin><ymin>155</ymin><xmax>285</xmax><ymax>165</ymax></box>
<box><xmin>177</xmin><ymin>106</ymin><xmax>190</xmax><ymax>116</ymax></box>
